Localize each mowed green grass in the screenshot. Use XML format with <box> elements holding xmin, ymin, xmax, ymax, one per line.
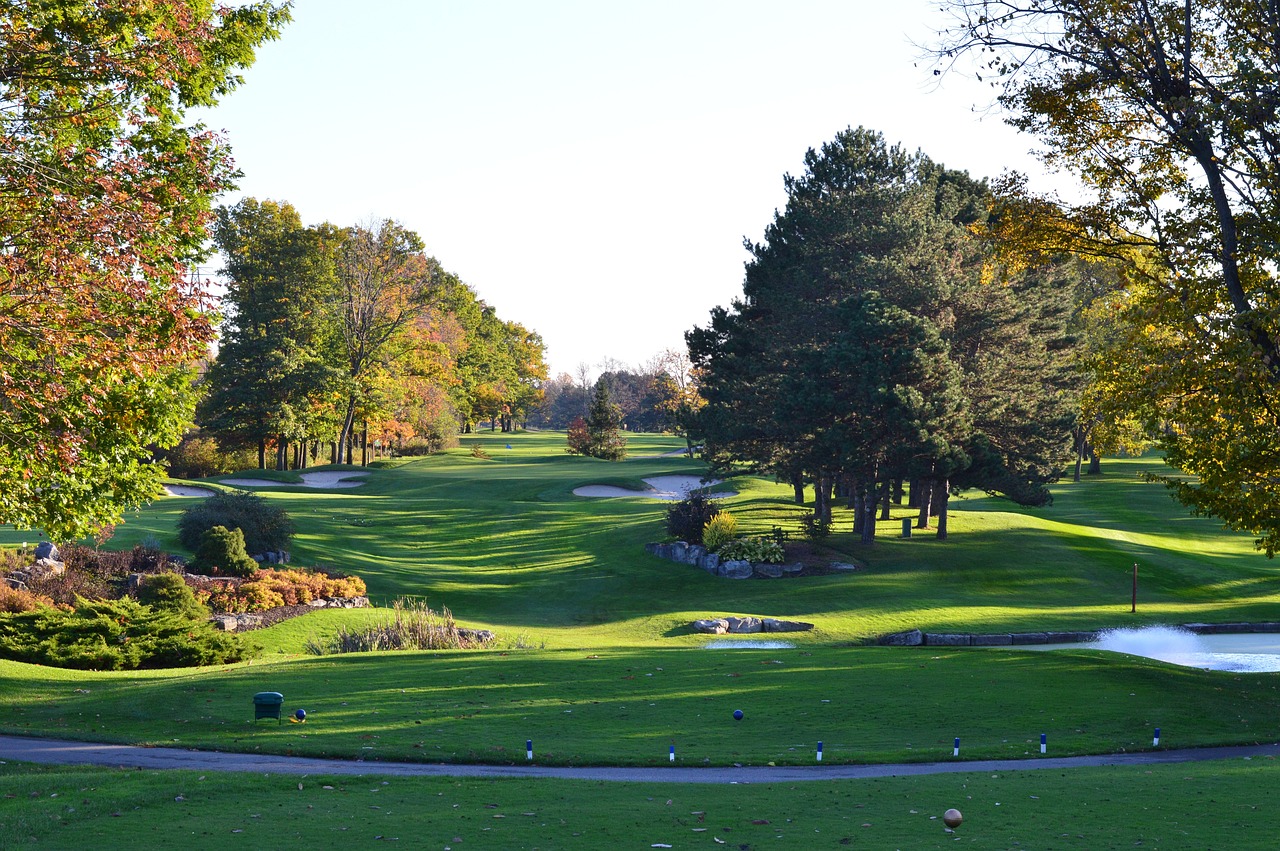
<box><xmin>3</xmin><ymin>646</ymin><xmax>1279</xmax><ymax>766</ymax></box>
<box><xmin>6</xmin><ymin>429</ymin><xmax>1273</xmax><ymax>647</ymax></box>
<box><xmin>2</xmin><ymin>758</ymin><xmax>1275</xmax><ymax>850</ymax></box>
<box><xmin>2</xmin><ymin>430</ymin><xmax>1280</xmax><ymax>845</ymax></box>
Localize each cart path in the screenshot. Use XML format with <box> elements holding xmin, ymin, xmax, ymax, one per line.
<box><xmin>2</xmin><ymin>735</ymin><xmax>1276</xmax><ymax>783</ymax></box>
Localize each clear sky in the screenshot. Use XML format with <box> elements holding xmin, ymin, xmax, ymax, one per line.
<box><xmin>198</xmin><ymin>0</ymin><xmax>1059</xmax><ymax>378</ymax></box>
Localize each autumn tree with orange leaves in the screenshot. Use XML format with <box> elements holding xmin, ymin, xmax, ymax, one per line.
<box><xmin>0</xmin><ymin>1</ymin><xmax>289</xmax><ymax>539</ymax></box>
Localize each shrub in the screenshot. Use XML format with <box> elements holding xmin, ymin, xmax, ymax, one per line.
<box><xmin>191</xmin><ymin>526</ymin><xmax>259</xmax><ymax>577</ymax></box>
<box><xmin>60</xmin><ymin>542</ymin><xmax>174</xmax><ymax>579</ymax></box>
<box><xmin>192</xmin><ymin>568</ymin><xmax>367</xmax><ymax>613</ymax></box>
<box><xmin>0</xmin><ymin>597</ymin><xmax>253</xmax><ymax>670</ymax></box>
<box><xmin>718</xmin><ymin>536</ymin><xmax>785</xmax><ymax>564</ymax></box>
<box><xmin>565</xmin><ymin>417</ymin><xmax>591</xmax><ymax>455</ymax></box>
<box><xmin>177</xmin><ymin>489</ymin><xmax>294</xmax><ymax>555</ymax></box>
<box><xmin>0</xmin><ymin>584</ymin><xmax>55</xmax><ymax>614</ymax></box>
<box><xmin>136</xmin><ymin>572</ymin><xmax>207</xmax><ymax>620</ymax></box>
<box><xmin>702</xmin><ymin>511</ymin><xmax>738</xmax><ymax>551</ymax></box>
<box><xmin>163</xmin><ymin>434</ymin><xmax>254</xmax><ymax>479</ymax></box>
<box><xmin>800</xmin><ymin>512</ymin><xmax>832</xmax><ymax>541</ymax></box>
<box><xmin>26</xmin><ymin>568</ymin><xmax>111</xmax><ymax>607</ymax></box>
<box><xmin>665</xmin><ymin>491</ymin><xmax>721</xmax><ymax>544</ymax></box>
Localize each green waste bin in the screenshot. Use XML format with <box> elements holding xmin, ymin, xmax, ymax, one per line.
<box><xmin>253</xmin><ymin>691</ymin><xmax>284</xmax><ymax>724</ymax></box>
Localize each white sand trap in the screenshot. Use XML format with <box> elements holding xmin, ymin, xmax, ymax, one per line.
<box><xmin>220</xmin><ymin>471</ymin><xmax>370</xmax><ymax>489</ymax></box>
<box><xmin>163</xmin><ymin>485</ymin><xmax>217</xmax><ymax>497</ymax></box>
<box><xmin>573</xmin><ymin>475</ymin><xmax>736</xmax><ymax>501</ymax></box>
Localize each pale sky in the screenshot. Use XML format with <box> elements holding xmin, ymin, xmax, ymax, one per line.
<box><xmin>198</xmin><ymin>0</ymin><xmax>1059</xmax><ymax>378</ymax></box>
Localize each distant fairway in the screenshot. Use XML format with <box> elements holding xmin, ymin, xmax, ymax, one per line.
<box><xmin>17</xmin><ymin>429</ymin><xmax>1274</xmax><ymax>648</ymax></box>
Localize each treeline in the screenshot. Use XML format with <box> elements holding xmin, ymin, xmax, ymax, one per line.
<box><xmin>528</xmin><ymin>351</ymin><xmax>698</xmax><ymax>435</ymax></box>
<box><xmin>192</xmin><ymin>199</ymin><xmax>547</xmax><ymax>470</ymax></box>
<box><xmin>687</xmin><ymin>127</ymin><xmax>1112</xmax><ymax>540</ymax></box>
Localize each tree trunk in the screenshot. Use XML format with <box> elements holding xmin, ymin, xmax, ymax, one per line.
<box><xmin>337</xmin><ymin>394</ymin><xmax>357</xmax><ymax>466</ymax></box>
<box><xmin>907</xmin><ymin>478</ymin><xmax>919</xmax><ymax>509</ymax></box>
<box><xmin>851</xmin><ymin>481</ymin><xmax>864</xmax><ymax>534</ymax></box>
<box><xmin>879</xmin><ymin>481</ymin><xmax>891</xmax><ymax>521</ymax></box>
<box><xmin>817</xmin><ymin>474</ymin><xmax>833</xmax><ymax>525</ymax></box>
<box><xmin>916</xmin><ymin>478</ymin><xmax>932</xmax><ymax>529</ymax></box>
<box><xmin>360</xmin><ymin>422</ymin><xmax>369</xmax><ymax>466</ymax></box>
<box><xmin>936</xmin><ymin>478</ymin><xmax>951</xmax><ymax>540</ymax></box>
<box><xmin>1088</xmin><ymin>451</ymin><xmax>1101</xmax><ymax>475</ymax></box>
<box><xmin>258</xmin><ymin>438</ymin><xmax>266</xmax><ymax>470</ymax></box>
<box><xmin>792</xmin><ymin>474</ymin><xmax>805</xmax><ymax>505</ymax></box>
<box><xmin>859</xmin><ymin>480</ymin><xmax>878</xmax><ymax>544</ymax></box>
<box><xmin>893</xmin><ymin>478</ymin><xmax>904</xmax><ymax>505</ymax></box>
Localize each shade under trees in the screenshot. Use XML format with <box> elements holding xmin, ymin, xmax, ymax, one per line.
<box><xmin>0</xmin><ymin>0</ymin><xmax>288</xmax><ymax>539</ymax></box>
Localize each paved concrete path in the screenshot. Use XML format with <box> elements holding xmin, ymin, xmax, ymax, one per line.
<box><xmin>2</xmin><ymin>735</ymin><xmax>1276</xmax><ymax>784</ymax></box>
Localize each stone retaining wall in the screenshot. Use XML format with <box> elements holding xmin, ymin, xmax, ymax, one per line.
<box><xmin>644</xmin><ymin>541</ymin><xmax>802</xmax><ymax>579</ymax></box>
<box><xmin>878</xmin><ymin>622</ymin><xmax>1280</xmax><ymax>646</ymax></box>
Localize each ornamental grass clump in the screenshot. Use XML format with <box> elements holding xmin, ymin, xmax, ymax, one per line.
<box><xmin>305</xmin><ymin>598</ymin><xmax>493</xmax><ymax>654</ymax></box>
<box><xmin>702</xmin><ymin>511</ymin><xmax>738</xmax><ymax>551</ymax></box>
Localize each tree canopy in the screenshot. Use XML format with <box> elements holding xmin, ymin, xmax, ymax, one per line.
<box><xmin>688</xmin><ymin>127</ymin><xmax>1084</xmax><ymax>540</ymax></box>
<box><xmin>0</xmin><ymin>0</ymin><xmax>288</xmax><ymax>539</ymax></box>
<box><xmin>935</xmin><ymin>0</ymin><xmax>1280</xmax><ymax>553</ymax></box>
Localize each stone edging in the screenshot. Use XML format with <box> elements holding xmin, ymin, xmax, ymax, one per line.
<box><xmin>877</xmin><ymin>622</ymin><xmax>1280</xmax><ymax>646</ymax></box>
<box><xmin>644</xmin><ymin>541</ymin><xmax>807</xmax><ymax>579</ymax></box>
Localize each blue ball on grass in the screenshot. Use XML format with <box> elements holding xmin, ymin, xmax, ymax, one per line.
<box><xmin>294</xmin><ymin>708</ymin><xmax>307</xmax><ymax>722</ymax></box>
<box><xmin>733</xmin><ymin>709</ymin><xmax>744</xmax><ymax>720</ymax></box>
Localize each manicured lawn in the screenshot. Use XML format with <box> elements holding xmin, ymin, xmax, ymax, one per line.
<box><xmin>3</xmin><ymin>646</ymin><xmax>1277</xmax><ymax>766</ymax></box>
<box><xmin>2</xmin><ymin>758</ymin><xmax>1274</xmax><ymax>849</ymax></box>
<box><xmin>6</xmin><ymin>430</ymin><xmax>1272</xmax><ymax>648</ymax></box>
<box><xmin>2</xmin><ymin>430</ymin><xmax>1279</xmax><ymax>844</ymax></box>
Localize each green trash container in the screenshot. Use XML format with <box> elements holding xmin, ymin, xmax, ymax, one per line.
<box><xmin>253</xmin><ymin>691</ymin><xmax>284</xmax><ymax>724</ymax></box>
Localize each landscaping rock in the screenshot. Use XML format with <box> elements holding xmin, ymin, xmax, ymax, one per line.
<box><xmin>830</xmin><ymin>562</ymin><xmax>859</xmax><ymax>571</ymax></box>
<box><xmin>670</xmin><ymin>541</ymin><xmax>689</xmax><ymax>562</ymax></box>
<box><xmin>924</xmin><ymin>633</ymin><xmax>972</xmax><ymax>646</ymax></box>
<box><xmin>33</xmin><ymin>542</ymin><xmax>58</xmax><ymax>561</ymax></box>
<box><xmin>1010</xmin><ymin>632</ymin><xmax>1049</xmax><ymax>644</ymax></box>
<box><xmin>726</xmin><ymin>616</ymin><xmax>763</xmax><ymax>634</ymax></box>
<box><xmin>878</xmin><ymin>629</ymin><xmax>923</xmax><ymax>646</ymax></box>
<box><xmin>1045</xmin><ymin>631</ymin><xmax>1097</xmax><ymax>643</ymax></box>
<box><xmin>721</xmin><ymin>559</ymin><xmax>753</xmax><ymax>579</ymax></box>
<box><xmin>781</xmin><ymin>562</ymin><xmax>804</xmax><ymax>576</ymax></box>
<box><xmin>754</xmin><ymin>563</ymin><xmax>784</xmax><ymax>579</ymax></box>
<box><xmin>972</xmin><ymin>634</ymin><xmax>1013</xmax><ymax>646</ymax></box>
<box><xmin>683</xmin><ymin>545</ymin><xmax>707</xmax><ymax>566</ymax></box>
<box><xmin>698</xmin><ymin>552</ymin><xmax>721</xmax><ymax>573</ymax></box>
<box><xmin>762</xmin><ymin>618</ymin><xmax>814</xmax><ymax>632</ymax></box>
<box><xmin>694</xmin><ymin>618</ymin><xmax>730</xmax><ymax>634</ymax></box>
<box><xmin>211</xmin><ymin>613</ymin><xmax>263</xmax><ymax>632</ymax></box>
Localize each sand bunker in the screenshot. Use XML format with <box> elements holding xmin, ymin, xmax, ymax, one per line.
<box><xmin>573</xmin><ymin>475</ymin><xmax>736</xmax><ymax>501</ymax></box>
<box><xmin>219</xmin><ymin>471</ymin><xmax>370</xmax><ymax>489</ymax></box>
<box><xmin>163</xmin><ymin>485</ymin><xmax>217</xmax><ymax>497</ymax></box>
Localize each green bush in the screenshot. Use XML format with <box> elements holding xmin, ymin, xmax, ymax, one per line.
<box><xmin>718</xmin><ymin>536</ymin><xmax>785</xmax><ymax>564</ymax></box>
<box><xmin>178</xmin><ymin>489</ymin><xmax>294</xmax><ymax>555</ymax></box>
<box><xmin>191</xmin><ymin>526</ymin><xmax>259</xmax><ymax>578</ymax></box>
<box><xmin>0</xmin><ymin>597</ymin><xmax>254</xmax><ymax>670</ymax></box>
<box><xmin>664</xmin><ymin>491</ymin><xmax>721</xmax><ymax>544</ymax></box>
<box><xmin>702</xmin><ymin>511</ymin><xmax>738</xmax><ymax>551</ymax></box>
<box><xmin>163</xmin><ymin>433</ymin><xmax>255</xmax><ymax>479</ymax></box>
<box><xmin>136</xmin><ymin>572</ymin><xmax>207</xmax><ymax>620</ymax></box>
